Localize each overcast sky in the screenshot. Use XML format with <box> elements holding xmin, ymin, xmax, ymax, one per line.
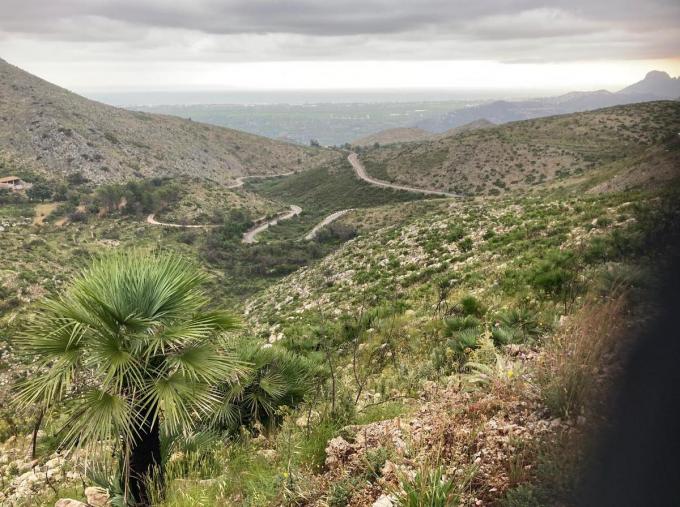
<box><xmin>1</xmin><ymin>0</ymin><xmax>679</xmax><ymax>93</ymax></box>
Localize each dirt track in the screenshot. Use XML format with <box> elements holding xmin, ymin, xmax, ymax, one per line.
<box><xmin>146</xmin><ymin>214</ymin><xmax>216</xmax><ymax>228</ymax></box>
<box><xmin>226</xmin><ymin>171</ymin><xmax>295</xmax><ymax>189</ymax></box>
<box><xmin>242</xmin><ymin>205</ymin><xmax>303</xmax><ymax>243</ymax></box>
<box><xmin>303</xmin><ymin>209</ymin><xmax>353</xmax><ymax>240</ymax></box>
<box><xmin>347</xmin><ymin>152</ymin><xmax>460</xmax><ymax>197</ymax></box>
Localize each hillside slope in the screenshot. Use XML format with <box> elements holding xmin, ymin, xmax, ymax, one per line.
<box><xmin>360</xmin><ymin>101</ymin><xmax>680</xmax><ymax>195</ymax></box>
<box><xmin>0</xmin><ymin>58</ymin><xmax>336</xmax><ymax>183</ymax></box>
<box><xmin>351</xmin><ymin>127</ymin><xmax>433</xmax><ymax>147</ymax></box>
<box><xmin>352</xmin><ymin>119</ymin><xmax>495</xmax><ymax>147</ymax></box>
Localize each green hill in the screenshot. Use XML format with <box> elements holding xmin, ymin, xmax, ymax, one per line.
<box><xmin>358</xmin><ymin>101</ymin><xmax>680</xmax><ymax>195</ymax></box>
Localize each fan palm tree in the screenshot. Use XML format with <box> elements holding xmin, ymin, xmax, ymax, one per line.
<box><xmin>14</xmin><ymin>250</ymin><xmax>242</xmax><ymax>505</ymax></box>
<box><xmin>210</xmin><ymin>342</ymin><xmax>316</xmax><ymax>431</ymax></box>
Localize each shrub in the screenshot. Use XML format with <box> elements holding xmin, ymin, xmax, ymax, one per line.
<box><xmin>445</xmin><ymin>327</ymin><xmax>481</xmax><ymax>363</ymax></box>
<box><xmin>444</xmin><ymin>315</ymin><xmax>480</xmax><ymax>335</ymax></box>
<box><xmin>14</xmin><ymin>250</ymin><xmax>241</xmax><ymax>504</ymax></box>
<box><xmin>496</xmin><ymin>306</ymin><xmax>542</xmax><ymax>343</ymax></box>
<box><xmin>210</xmin><ymin>342</ymin><xmax>319</xmax><ymax>430</ymax></box>
<box><xmin>394</xmin><ymin>462</ymin><xmax>472</xmax><ymax>507</ymax></box>
<box><xmin>501</xmin><ymin>485</ymin><xmax>543</xmax><ymax>507</ymax></box>
<box><xmin>529</xmin><ymin>250</ymin><xmax>580</xmax><ymax>311</ymax></box>
<box><xmin>459</xmin><ymin>295</ymin><xmax>486</xmax><ymax>317</ymax></box>
<box><xmin>458</xmin><ymin>237</ymin><xmax>473</xmax><ymax>252</ymax></box>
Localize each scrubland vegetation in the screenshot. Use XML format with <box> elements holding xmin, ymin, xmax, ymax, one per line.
<box><xmin>1</xmin><ymin>101</ymin><xmax>679</xmax><ymax>506</ymax></box>
<box><xmin>359</xmin><ymin>101</ymin><xmax>680</xmax><ymax>195</ymax></box>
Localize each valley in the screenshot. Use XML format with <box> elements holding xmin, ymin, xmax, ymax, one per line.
<box><xmin>0</xmin><ymin>60</ymin><xmax>679</xmax><ymax>507</ymax></box>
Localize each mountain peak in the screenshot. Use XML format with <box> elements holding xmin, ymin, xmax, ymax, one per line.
<box><xmin>644</xmin><ymin>70</ymin><xmax>672</xmax><ymax>80</ymax></box>
<box><xmin>618</xmin><ymin>70</ymin><xmax>680</xmax><ymax>98</ymax></box>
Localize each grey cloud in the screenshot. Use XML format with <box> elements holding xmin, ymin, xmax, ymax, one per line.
<box><xmin>0</xmin><ymin>0</ymin><xmax>678</xmax><ymax>62</ymax></box>
<box><xmin>3</xmin><ymin>0</ymin><xmax>679</xmax><ymax>37</ymax></box>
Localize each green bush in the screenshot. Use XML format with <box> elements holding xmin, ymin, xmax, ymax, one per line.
<box><xmin>394</xmin><ymin>464</ymin><xmax>464</xmax><ymax>507</ymax></box>
<box><xmin>444</xmin><ymin>315</ymin><xmax>480</xmax><ymax>335</ymax></box>
<box><xmin>210</xmin><ymin>342</ymin><xmax>320</xmax><ymax>430</ymax></box>
<box><xmin>459</xmin><ymin>295</ymin><xmax>486</xmax><ymax>317</ymax></box>
<box><xmin>501</xmin><ymin>484</ymin><xmax>543</xmax><ymax>507</ymax></box>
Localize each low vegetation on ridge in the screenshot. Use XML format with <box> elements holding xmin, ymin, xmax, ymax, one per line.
<box><xmin>359</xmin><ymin>101</ymin><xmax>680</xmax><ymax>195</ymax></box>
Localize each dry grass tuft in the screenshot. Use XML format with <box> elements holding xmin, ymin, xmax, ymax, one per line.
<box><xmin>537</xmin><ymin>292</ymin><xmax>628</xmax><ymax>419</ymax></box>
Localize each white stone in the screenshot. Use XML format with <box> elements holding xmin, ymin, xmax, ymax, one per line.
<box><xmin>55</xmin><ymin>499</ymin><xmax>88</xmax><ymax>507</ymax></box>
<box><xmin>373</xmin><ymin>494</ymin><xmax>395</xmax><ymax>507</ymax></box>
<box><xmin>257</xmin><ymin>449</ymin><xmax>277</xmax><ymax>460</ymax></box>
<box><xmin>85</xmin><ymin>486</ymin><xmax>110</xmax><ymax>507</ymax></box>
<box><xmin>295</xmin><ymin>410</ymin><xmax>320</xmax><ymax>428</ymax></box>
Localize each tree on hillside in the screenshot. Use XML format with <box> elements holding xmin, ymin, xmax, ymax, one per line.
<box><xmin>95</xmin><ymin>184</ymin><xmax>125</xmax><ymax>212</ymax></box>
<box><xmin>27</xmin><ymin>181</ymin><xmax>52</xmax><ymax>202</ymax></box>
<box><xmin>14</xmin><ymin>251</ymin><xmax>243</xmax><ymax>505</ymax></box>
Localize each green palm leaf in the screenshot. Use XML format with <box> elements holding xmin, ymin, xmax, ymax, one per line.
<box><xmin>12</xmin><ymin>249</ymin><xmax>243</xmax><ymax>501</ymax></box>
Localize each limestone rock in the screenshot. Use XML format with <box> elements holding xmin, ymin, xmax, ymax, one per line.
<box><xmin>324</xmin><ymin>436</ymin><xmax>352</xmax><ymax>470</ymax></box>
<box><xmin>55</xmin><ymin>499</ymin><xmax>87</xmax><ymax>507</ymax></box>
<box><xmin>257</xmin><ymin>449</ymin><xmax>277</xmax><ymax>460</ymax></box>
<box><xmin>295</xmin><ymin>410</ymin><xmax>320</xmax><ymax>428</ymax></box>
<box><xmin>373</xmin><ymin>494</ymin><xmax>395</xmax><ymax>507</ymax></box>
<box><xmin>85</xmin><ymin>486</ymin><xmax>110</xmax><ymax>507</ymax></box>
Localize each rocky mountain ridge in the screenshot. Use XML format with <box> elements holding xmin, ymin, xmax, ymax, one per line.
<box><xmin>416</xmin><ymin>71</ymin><xmax>680</xmax><ymax>132</ymax></box>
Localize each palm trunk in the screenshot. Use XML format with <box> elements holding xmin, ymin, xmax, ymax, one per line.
<box><xmin>128</xmin><ymin>410</ymin><xmax>162</xmax><ymax>506</ymax></box>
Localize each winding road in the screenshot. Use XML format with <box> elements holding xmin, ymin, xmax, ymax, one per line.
<box><xmin>146</xmin><ymin>171</ymin><xmax>301</xmax><ymax>238</ymax></box>
<box><xmin>242</xmin><ymin>205</ymin><xmax>303</xmax><ymax>244</ymax></box>
<box><xmin>147</xmin><ymin>154</ymin><xmax>456</xmax><ymax>243</ymax></box>
<box><xmin>304</xmin><ymin>209</ymin><xmax>353</xmax><ymax>240</ymax></box>
<box><xmin>347</xmin><ymin>152</ymin><xmax>460</xmax><ymax>198</ymax></box>
<box><xmin>226</xmin><ymin>171</ymin><xmax>295</xmax><ymax>189</ymax></box>
<box><xmin>146</xmin><ymin>214</ymin><xmax>217</xmax><ymax>228</ymax></box>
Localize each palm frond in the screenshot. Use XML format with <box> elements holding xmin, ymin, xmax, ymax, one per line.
<box><xmin>60</xmin><ymin>388</ymin><xmax>135</xmax><ymax>448</ymax></box>
<box><xmin>12</xmin><ymin>249</ymin><xmax>241</xmax><ymax>452</ymax></box>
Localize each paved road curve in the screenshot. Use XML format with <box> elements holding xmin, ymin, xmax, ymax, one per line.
<box><xmin>146</xmin><ymin>214</ymin><xmax>217</xmax><ymax>228</ymax></box>
<box><xmin>147</xmin><ymin>171</ymin><xmax>298</xmax><ymax>231</ymax></box>
<box><xmin>303</xmin><ymin>209</ymin><xmax>353</xmax><ymax>240</ymax></box>
<box><xmin>242</xmin><ymin>205</ymin><xmax>303</xmax><ymax>244</ymax></box>
<box><xmin>347</xmin><ymin>152</ymin><xmax>461</xmax><ymax>198</ymax></box>
<box><xmin>226</xmin><ymin>171</ymin><xmax>295</xmax><ymax>189</ymax></box>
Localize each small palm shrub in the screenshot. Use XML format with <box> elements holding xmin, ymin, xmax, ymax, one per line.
<box><xmin>501</xmin><ymin>484</ymin><xmax>543</xmax><ymax>507</ymax></box>
<box><xmin>491</xmin><ymin>325</ymin><xmax>517</xmax><ymax>346</ymax></box>
<box><xmin>444</xmin><ymin>315</ymin><xmax>480</xmax><ymax>335</ymax></box>
<box><xmin>529</xmin><ymin>250</ymin><xmax>580</xmax><ymax>312</ymax></box>
<box><xmin>14</xmin><ymin>250</ymin><xmax>242</xmax><ymax>505</ymax></box>
<box><xmin>447</xmin><ymin>328</ymin><xmax>480</xmax><ymax>357</ymax></box>
<box><xmin>465</xmin><ymin>354</ymin><xmax>522</xmax><ymax>389</ymax></box>
<box><xmin>494</xmin><ymin>305</ymin><xmax>542</xmax><ymax>344</ymax></box>
<box><xmin>394</xmin><ymin>463</ymin><xmax>468</xmax><ymax>506</ymax></box>
<box><xmin>432</xmin><ymin>317</ymin><xmax>483</xmax><ymax>372</ymax></box>
<box><xmin>458</xmin><ymin>295</ymin><xmax>486</xmax><ymax>317</ymax></box>
<box><xmin>210</xmin><ymin>342</ymin><xmax>319</xmax><ymax>430</ymax></box>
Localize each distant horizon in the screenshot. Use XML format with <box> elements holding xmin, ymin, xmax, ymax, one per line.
<box><xmin>86</xmin><ymin>87</ymin><xmax>571</xmax><ymax>107</ymax></box>
<box><xmin>83</xmin><ymin>68</ymin><xmax>675</xmax><ymax>107</ymax></box>
<box><xmin>6</xmin><ymin>56</ymin><xmax>678</xmax><ymax>105</ymax></box>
